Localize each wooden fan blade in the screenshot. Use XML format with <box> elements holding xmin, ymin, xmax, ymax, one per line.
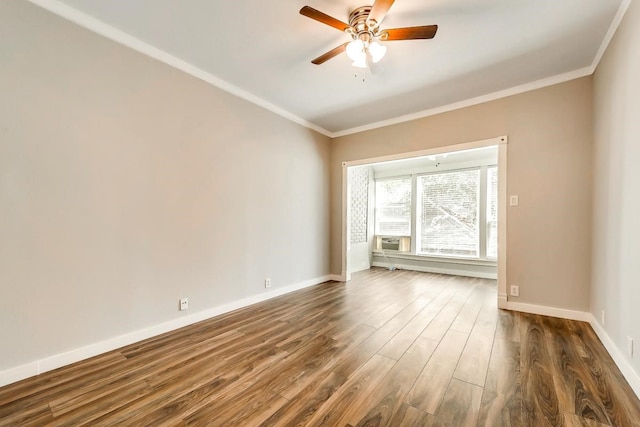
<box><xmin>382</xmin><ymin>25</ymin><xmax>438</xmax><ymax>40</ymax></box>
<box><xmin>311</xmin><ymin>43</ymin><xmax>349</xmax><ymax>65</ymax></box>
<box><xmin>367</xmin><ymin>0</ymin><xmax>395</xmax><ymax>27</ymax></box>
<box><xmin>300</xmin><ymin>6</ymin><xmax>351</xmax><ymax>32</ymax></box>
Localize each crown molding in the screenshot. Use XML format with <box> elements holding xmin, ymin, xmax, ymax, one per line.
<box><xmin>28</xmin><ymin>0</ymin><xmax>631</xmax><ymax>140</ymax></box>
<box><xmin>329</xmin><ymin>0</ymin><xmax>632</xmax><ymax>138</ymax></box>
<box><xmin>330</xmin><ymin>66</ymin><xmax>593</xmax><ymax>138</ymax></box>
<box><xmin>27</xmin><ymin>0</ymin><xmax>333</xmax><ymax>138</ymax></box>
<box><xmin>591</xmin><ymin>0</ymin><xmax>632</xmax><ymax>73</ymax></box>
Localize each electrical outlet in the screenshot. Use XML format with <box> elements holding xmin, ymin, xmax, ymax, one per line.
<box><xmin>628</xmin><ymin>337</ymin><xmax>634</xmax><ymax>357</ymax></box>
<box><xmin>510</xmin><ymin>285</ymin><xmax>519</xmax><ymax>297</ymax></box>
<box><xmin>179</xmin><ymin>297</ymin><xmax>189</xmax><ymax>311</ymax></box>
<box><xmin>601</xmin><ymin>310</ymin><xmax>606</xmax><ymax>326</ymax></box>
<box><xmin>510</xmin><ymin>195</ymin><xmax>519</xmax><ymax>206</ymax></box>
<box><xmin>265</xmin><ymin>278</ymin><xmax>271</xmax><ymax>288</ymax></box>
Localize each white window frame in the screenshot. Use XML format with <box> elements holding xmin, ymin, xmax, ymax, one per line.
<box><xmin>415</xmin><ymin>166</ymin><xmax>482</xmax><ymax>259</ymax></box>
<box><xmin>373</xmin><ymin>175</ymin><xmax>412</xmax><ymax>238</ymax></box>
<box><xmin>485</xmin><ymin>165</ymin><xmax>499</xmax><ymax>260</ymax></box>
<box><xmin>374</xmin><ymin>163</ymin><xmax>497</xmax><ymax>262</ymax></box>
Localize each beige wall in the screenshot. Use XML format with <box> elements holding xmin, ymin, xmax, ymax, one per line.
<box><xmin>592</xmin><ymin>0</ymin><xmax>640</xmax><ymax>376</ymax></box>
<box><xmin>0</xmin><ymin>0</ymin><xmax>607</xmax><ymax>382</ymax></box>
<box><xmin>331</xmin><ymin>77</ymin><xmax>593</xmax><ymax>311</ymax></box>
<box><xmin>0</xmin><ymin>1</ymin><xmax>330</xmax><ymax>372</ymax></box>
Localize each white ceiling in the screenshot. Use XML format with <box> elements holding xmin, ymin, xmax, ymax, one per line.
<box><xmin>32</xmin><ymin>0</ymin><xmax>623</xmax><ymax>136</ymax></box>
<box><xmin>371</xmin><ymin>145</ymin><xmax>498</xmax><ymax>176</ymax></box>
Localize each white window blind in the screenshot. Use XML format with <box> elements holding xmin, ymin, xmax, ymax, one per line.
<box><xmin>418</xmin><ymin>169</ymin><xmax>480</xmax><ymax>257</ymax></box>
<box><xmin>375</xmin><ymin>177</ymin><xmax>411</xmax><ymax>236</ymax></box>
<box><xmin>486</xmin><ymin>166</ymin><xmax>498</xmax><ymax>259</ymax></box>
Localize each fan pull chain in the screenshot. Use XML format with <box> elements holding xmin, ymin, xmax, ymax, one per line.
<box><xmin>354</xmin><ymin>70</ymin><xmax>368</xmax><ymax>83</ymax></box>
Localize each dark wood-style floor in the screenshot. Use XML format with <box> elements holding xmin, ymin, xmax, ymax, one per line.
<box><xmin>2</xmin><ymin>268</ymin><xmax>640</xmax><ymax>426</ymax></box>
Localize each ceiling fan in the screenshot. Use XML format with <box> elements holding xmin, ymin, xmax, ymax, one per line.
<box><xmin>300</xmin><ymin>0</ymin><xmax>438</xmax><ymax>68</ymax></box>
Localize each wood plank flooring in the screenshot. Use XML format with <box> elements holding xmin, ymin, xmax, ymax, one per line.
<box><xmin>1</xmin><ymin>268</ymin><xmax>639</xmax><ymax>426</ymax></box>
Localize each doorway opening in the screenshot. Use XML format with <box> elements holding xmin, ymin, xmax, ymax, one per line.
<box><xmin>342</xmin><ymin>136</ymin><xmax>508</xmax><ymax>308</ymax></box>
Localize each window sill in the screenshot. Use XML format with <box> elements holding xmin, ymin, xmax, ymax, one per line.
<box><xmin>372</xmin><ymin>251</ymin><xmax>497</xmax><ymax>267</ymax></box>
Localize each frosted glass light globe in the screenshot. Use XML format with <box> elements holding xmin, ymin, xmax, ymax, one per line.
<box><xmin>369</xmin><ymin>41</ymin><xmax>387</xmax><ymax>63</ymax></box>
<box><xmin>346</xmin><ymin>39</ymin><xmax>365</xmax><ymax>61</ymax></box>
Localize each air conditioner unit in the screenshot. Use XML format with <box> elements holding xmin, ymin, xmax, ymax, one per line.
<box><xmin>374</xmin><ymin>235</ymin><xmax>411</xmax><ymax>252</ymax></box>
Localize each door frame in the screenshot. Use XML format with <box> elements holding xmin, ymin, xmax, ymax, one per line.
<box><xmin>340</xmin><ymin>135</ymin><xmax>509</xmax><ymax>308</ymax></box>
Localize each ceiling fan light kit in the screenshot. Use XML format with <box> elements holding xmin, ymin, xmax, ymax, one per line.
<box><xmin>344</xmin><ymin>6</ymin><xmax>386</xmax><ymax>67</ymax></box>
<box><xmin>300</xmin><ymin>0</ymin><xmax>437</xmax><ymax>68</ymax></box>
<box><xmin>346</xmin><ymin>39</ymin><xmax>365</xmax><ymax>61</ymax></box>
<box><xmin>368</xmin><ymin>41</ymin><xmax>387</xmax><ymax>63</ymax></box>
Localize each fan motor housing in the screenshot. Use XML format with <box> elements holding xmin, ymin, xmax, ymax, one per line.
<box><xmin>349</xmin><ymin>6</ymin><xmax>373</xmax><ymax>33</ymax></box>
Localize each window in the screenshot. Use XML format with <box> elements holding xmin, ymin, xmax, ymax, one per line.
<box><xmin>375</xmin><ymin>177</ymin><xmax>411</xmax><ymax>236</ymax></box>
<box><xmin>372</xmin><ymin>152</ymin><xmax>498</xmax><ymax>261</ymax></box>
<box><xmin>417</xmin><ymin>169</ymin><xmax>480</xmax><ymax>257</ymax></box>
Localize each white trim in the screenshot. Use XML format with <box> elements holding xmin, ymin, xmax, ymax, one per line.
<box><xmin>498</xmin><ymin>293</ymin><xmax>508</xmax><ymax>309</ymax></box>
<box><xmin>340</xmin><ymin>136</ymin><xmax>507</xmax><ymax>306</ymax></box>
<box><xmin>497</xmin><ymin>143</ymin><xmax>508</xmax><ymax>309</ymax></box>
<box><xmin>0</xmin><ymin>363</ymin><xmax>39</xmax><ymax>388</ymax></box>
<box><xmin>373</xmin><ymin>157</ymin><xmax>498</xmax><ymax>179</ymax></box>
<box><xmin>372</xmin><ymin>261</ymin><xmax>497</xmax><ymax>279</ymax></box>
<box><xmin>27</xmin><ymin>0</ymin><xmax>630</xmax><ymax>139</ymax></box>
<box><xmin>27</xmin><ymin>0</ymin><xmax>630</xmax><ymax>138</ymax></box>
<box><xmin>0</xmin><ymin>275</ymin><xmax>332</xmax><ymax>387</ymax></box>
<box><xmin>328</xmin><ymin>274</ymin><xmax>345</xmax><ymax>282</ymax></box>
<box><xmin>342</xmin><ymin>136</ymin><xmax>507</xmax><ymax>168</ymax></box>
<box><xmin>588</xmin><ymin>314</ymin><xmax>640</xmax><ymax>399</ymax></box>
<box><xmin>26</xmin><ymin>0</ymin><xmax>332</xmax><ymax>138</ymax></box>
<box><xmin>373</xmin><ymin>251</ymin><xmax>497</xmax><ymax>267</ymax></box>
<box><xmin>591</xmin><ymin>0</ymin><xmax>632</xmax><ymax>72</ymax></box>
<box><xmin>503</xmin><ymin>303</ymin><xmax>640</xmax><ymax>398</ymax></box>
<box><xmin>333</xmin><ymin>0</ymin><xmax>633</xmax><ymax>138</ymax></box>
<box><xmin>331</xmin><ymin>69</ymin><xmax>591</xmax><ymax>138</ymax></box>
<box><xmin>505</xmin><ymin>301</ymin><xmax>591</xmax><ymax>322</ymax></box>
<box><xmin>341</xmin><ymin>165</ymin><xmax>350</xmax><ymax>282</ymax></box>
<box><xmin>335</xmin><ymin>0</ymin><xmax>632</xmax><ymax>140</ymax></box>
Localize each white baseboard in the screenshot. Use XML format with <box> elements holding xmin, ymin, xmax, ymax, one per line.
<box><xmin>0</xmin><ymin>363</ymin><xmax>38</xmax><ymax>388</ymax></box>
<box><xmin>504</xmin><ymin>302</ymin><xmax>640</xmax><ymax>400</ymax></box>
<box><xmin>504</xmin><ymin>301</ymin><xmax>591</xmax><ymax>322</ymax></box>
<box><xmin>372</xmin><ymin>261</ymin><xmax>498</xmax><ymax>280</ymax></box>
<box><xmin>498</xmin><ymin>293</ymin><xmax>508</xmax><ymax>309</ymax></box>
<box><xmin>0</xmin><ymin>274</ymin><xmax>332</xmax><ymax>388</ymax></box>
<box><xmin>587</xmin><ymin>314</ymin><xmax>640</xmax><ymax>400</ymax></box>
<box><xmin>5</xmin><ymin>279</ymin><xmax>638</xmax><ymax>403</ymax></box>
